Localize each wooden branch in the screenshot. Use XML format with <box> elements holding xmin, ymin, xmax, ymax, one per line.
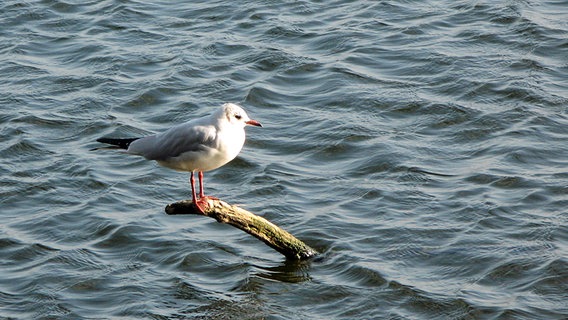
<box><xmin>165</xmin><ymin>199</ymin><xmax>318</xmax><ymax>260</ymax></box>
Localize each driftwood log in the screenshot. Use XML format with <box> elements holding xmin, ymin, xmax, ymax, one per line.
<box><xmin>165</xmin><ymin>198</ymin><xmax>318</xmax><ymax>260</ymax></box>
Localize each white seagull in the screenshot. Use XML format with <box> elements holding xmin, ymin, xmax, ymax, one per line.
<box><xmin>95</xmin><ymin>103</ymin><xmax>262</xmax><ymax>212</ymax></box>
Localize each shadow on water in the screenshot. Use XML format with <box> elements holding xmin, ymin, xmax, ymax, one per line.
<box><xmin>252</xmin><ymin>254</ymin><xmax>327</xmax><ymax>284</ymax></box>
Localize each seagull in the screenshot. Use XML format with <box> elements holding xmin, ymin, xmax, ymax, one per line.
<box><xmin>95</xmin><ymin>103</ymin><xmax>262</xmax><ymax>213</ymax></box>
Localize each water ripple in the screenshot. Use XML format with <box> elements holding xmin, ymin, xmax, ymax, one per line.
<box><xmin>1</xmin><ymin>0</ymin><xmax>567</xmax><ymax>318</ymax></box>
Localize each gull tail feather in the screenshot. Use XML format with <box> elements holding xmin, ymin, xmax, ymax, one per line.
<box><xmin>92</xmin><ymin>137</ymin><xmax>140</xmax><ymax>151</ymax></box>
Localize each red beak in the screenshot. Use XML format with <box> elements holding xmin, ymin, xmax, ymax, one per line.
<box><xmin>245</xmin><ymin>119</ymin><xmax>262</xmax><ymax>127</ymax></box>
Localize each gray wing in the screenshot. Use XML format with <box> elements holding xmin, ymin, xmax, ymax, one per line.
<box><xmin>127</xmin><ymin>122</ymin><xmax>218</xmax><ymax>161</ymax></box>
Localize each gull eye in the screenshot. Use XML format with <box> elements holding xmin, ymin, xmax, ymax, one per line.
<box><xmin>235</xmin><ymin>114</ymin><xmax>242</xmax><ymax>120</ymax></box>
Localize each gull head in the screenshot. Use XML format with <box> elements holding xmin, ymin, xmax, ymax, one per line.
<box><xmin>218</xmin><ymin>103</ymin><xmax>262</xmax><ymax>128</ymax></box>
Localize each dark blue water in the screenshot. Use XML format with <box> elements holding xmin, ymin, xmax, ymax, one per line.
<box><xmin>1</xmin><ymin>1</ymin><xmax>567</xmax><ymax>319</ymax></box>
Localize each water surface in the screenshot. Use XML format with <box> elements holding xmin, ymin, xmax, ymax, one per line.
<box><xmin>1</xmin><ymin>1</ymin><xmax>567</xmax><ymax>319</ymax></box>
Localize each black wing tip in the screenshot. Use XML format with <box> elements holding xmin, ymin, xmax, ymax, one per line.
<box><xmin>96</xmin><ymin>137</ymin><xmax>140</xmax><ymax>149</ymax></box>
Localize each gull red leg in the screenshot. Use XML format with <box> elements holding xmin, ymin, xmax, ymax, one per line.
<box><xmin>190</xmin><ymin>172</ymin><xmax>205</xmax><ymax>213</ymax></box>
<box><xmin>198</xmin><ymin>171</ymin><xmax>218</xmax><ymax>201</ymax></box>
<box><xmin>189</xmin><ymin>172</ymin><xmax>197</xmax><ymax>204</ymax></box>
<box><xmin>198</xmin><ymin>171</ymin><xmax>205</xmax><ymax>198</ymax></box>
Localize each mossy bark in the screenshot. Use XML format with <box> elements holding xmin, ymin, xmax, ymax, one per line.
<box><xmin>165</xmin><ymin>199</ymin><xmax>318</xmax><ymax>260</ymax></box>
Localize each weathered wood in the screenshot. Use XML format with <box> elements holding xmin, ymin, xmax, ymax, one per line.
<box><xmin>165</xmin><ymin>199</ymin><xmax>318</xmax><ymax>260</ymax></box>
